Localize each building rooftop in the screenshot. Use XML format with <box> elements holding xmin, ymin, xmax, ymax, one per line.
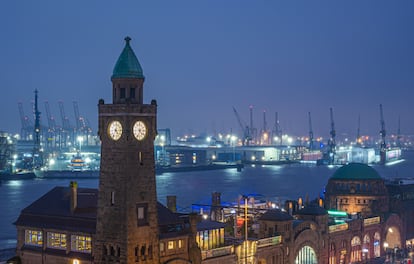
<box><xmin>296</xmin><ymin>205</ymin><xmax>327</xmax><ymax>216</ymax></box>
<box><xmin>112</xmin><ymin>36</ymin><xmax>144</xmax><ymax>79</ymax></box>
<box><xmin>331</xmin><ymin>163</ymin><xmax>382</xmax><ymax>180</ymax></box>
<box><xmin>15</xmin><ymin>186</ymin><xmax>187</xmax><ymax>233</ymax></box>
<box><xmin>259</xmin><ymin>209</ymin><xmax>293</xmax><ymax>221</ymax></box>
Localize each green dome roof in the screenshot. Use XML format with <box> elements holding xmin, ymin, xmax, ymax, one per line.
<box><xmin>112</xmin><ymin>37</ymin><xmax>144</xmax><ymax>79</ymax></box>
<box><xmin>331</xmin><ymin>163</ymin><xmax>382</xmax><ymax>180</ymax></box>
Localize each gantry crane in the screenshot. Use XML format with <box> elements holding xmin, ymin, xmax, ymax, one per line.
<box><xmin>249</xmin><ymin>105</ymin><xmax>257</xmax><ymax>144</ymax></box>
<box><xmin>379</xmin><ymin>104</ymin><xmax>387</xmax><ymax>164</ymax></box>
<box><xmin>232</xmin><ymin>106</ymin><xmax>251</xmax><ymax>146</ymax></box>
<box><xmin>18</xmin><ymin>102</ymin><xmax>33</xmax><ymax>140</ymax></box>
<box><xmin>58</xmin><ymin>101</ymin><xmax>72</xmax><ymax>148</ymax></box>
<box><xmin>308</xmin><ymin>112</ymin><xmax>314</xmax><ymax>151</ymax></box>
<box><xmin>261</xmin><ymin>110</ymin><xmax>270</xmax><ymax>145</ymax></box>
<box><xmin>44</xmin><ymin>101</ymin><xmax>58</xmax><ymax>148</ymax></box>
<box><xmin>397</xmin><ymin>116</ymin><xmax>401</xmax><ymax>148</ymax></box>
<box><xmin>271</xmin><ymin>112</ymin><xmax>282</xmax><ymax>145</ymax></box>
<box><xmin>327</xmin><ymin>107</ymin><xmax>336</xmax><ymax>165</ymax></box>
<box><xmin>73</xmin><ymin>101</ymin><xmax>93</xmax><ymax>146</ymax></box>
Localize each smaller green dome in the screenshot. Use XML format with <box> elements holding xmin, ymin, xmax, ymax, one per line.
<box><xmin>331</xmin><ymin>163</ymin><xmax>382</xmax><ymax>180</ymax></box>
<box><xmin>112</xmin><ymin>37</ymin><xmax>144</xmax><ymax>79</ymax></box>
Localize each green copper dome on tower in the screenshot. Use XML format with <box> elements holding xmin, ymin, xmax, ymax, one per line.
<box><xmin>111</xmin><ymin>36</ymin><xmax>144</xmax><ymax>79</ymax></box>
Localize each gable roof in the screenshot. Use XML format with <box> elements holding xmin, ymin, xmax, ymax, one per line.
<box><xmin>14</xmin><ymin>186</ymin><xmax>185</xmax><ymax>233</ymax></box>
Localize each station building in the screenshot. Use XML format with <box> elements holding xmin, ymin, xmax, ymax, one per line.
<box><xmin>12</xmin><ymin>37</ymin><xmax>414</xmax><ymax>264</ymax></box>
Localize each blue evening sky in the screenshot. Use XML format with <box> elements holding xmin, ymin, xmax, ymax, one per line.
<box><xmin>1</xmin><ymin>1</ymin><xmax>413</xmax><ymax>139</ymax></box>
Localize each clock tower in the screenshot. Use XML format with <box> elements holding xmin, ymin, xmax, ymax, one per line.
<box><xmin>94</xmin><ymin>37</ymin><xmax>159</xmax><ymax>263</ymax></box>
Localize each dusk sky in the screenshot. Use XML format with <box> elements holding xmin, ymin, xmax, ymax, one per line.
<box><xmin>1</xmin><ymin>1</ymin><xmax>413</xmax><ymax>140</ymax></box>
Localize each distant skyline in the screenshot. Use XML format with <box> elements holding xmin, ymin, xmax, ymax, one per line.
<box><xmin>1</xmin><ymin>1</ymin><xmax>413</xmax><ymax>139</ymax></box>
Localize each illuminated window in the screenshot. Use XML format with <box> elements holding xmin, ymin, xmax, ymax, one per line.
<box><xmin>71</xmin><ymin>235</ymin><xmax>91</xmax><ymax>253</ymax></box>
<box><xmin>25</xmin><ymin>230</ymin><xmax>43</xmax><ymax>246</ymax></box>
<box><xmin>168</xmin><ymin>241</ymin><xmax>174</xmax><ymax>250</ymax></box>
<box><xmin>178</xmin><ymin>239</ymin><xmax>183</xmax><ymax>249</ymax></box>
<box><xmin>160</xmin><ymin>242</ymin><xmax>165</xmax><ymax>252</ymax></box>
<box><xmin>73</xmin><ymin>259</ymin><xmax>80</xmax><ymax>264</ymax></box>
<box><xmin>47</xmin><ymin>232</ymin><xmax>67</xmax><ymax>249</ymax></box>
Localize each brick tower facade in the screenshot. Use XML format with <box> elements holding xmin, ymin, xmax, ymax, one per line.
<box><xmin>94</xmin><ymin>37</ymin><xmax>159</xmax><ymax>263</ymax></box>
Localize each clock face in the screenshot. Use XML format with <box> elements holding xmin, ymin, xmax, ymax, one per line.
<box><xmin>108</xmin><ymin>120</ymin><xmax>123</xmax><ymax>140</ymax></box>
<box><xmin>133</xmin><ymin>121</ymin><xmax>147</xmax><ymax>141</ymax></box>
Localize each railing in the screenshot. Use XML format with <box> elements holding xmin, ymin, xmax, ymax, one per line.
<box><xmin>201</xmin><ymin>245</ymin><xmax>234</xmax><ymax>260</ymax></box>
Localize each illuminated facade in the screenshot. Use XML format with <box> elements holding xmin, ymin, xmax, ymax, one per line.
<box><xmin>14</xmin><ymin>37</ymin><xmax>201</xmax><ymax>264</ymax></box>
<box><xmin>325</xmin><ymin>163</ymin><xmax>389</xmax><ymax>217</ymax></box>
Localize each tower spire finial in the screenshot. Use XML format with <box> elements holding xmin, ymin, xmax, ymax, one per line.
<box><xmin>125</xmin><ymin>36</ymin><xmax>131</xmax><ymax>44</ymax></box>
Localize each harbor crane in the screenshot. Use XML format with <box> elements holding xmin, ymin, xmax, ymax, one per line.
<box><xmin>327</xmin><ymin>107</ymin><xmax>336</xmax><ymax>165</ymax></box>
<box><xmin>58</xmin><ymin>101</ymin><xmax>72</xmax><ymax>148</ymax></box>
<box><xmin>261</xmin><ymin>110</ymin><xmax>270</xmax><ymax>145</ymax></box>
<box><xmin>397</xmin><ymin>116</ymin><xmax>401</xmax><ymax>148</ymax></box>
<box><xmin>18</xmin><ymin>102</ymin><xmax>33</xmax><ymax>140</ymax></box>
<box><xmin>249</xmin><ymin>105</ymin><xmax>257</xmax><ymax>144</ymax></box>
<box><xmin>44</xmin><ymin>101</ymin><xmax>58</xmax><ymax>148</ymax></box>
<box><xmin>308</xmin><ymin>112</ymin><xmax>314</xmax><ymax>150</ymax></box>
<box><xmin>232</xmin><ymin>106</ymin><xmax>251</xmax><ymax>146</ymax></box>
<box><xmin>73</xmin><ymin>101</ymin><xmax>93</xmax><ymax>146</ymax></box>
<box><xmin>379</xmin><ymin>104</ymin><xmax>387</xmax><ymax>164</ymax></box>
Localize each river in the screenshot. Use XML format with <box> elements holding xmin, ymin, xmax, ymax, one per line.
<box><xmin>1</xmin><ymin>151</ymin><xmax>413</xmax><ymax>252</ymax></box>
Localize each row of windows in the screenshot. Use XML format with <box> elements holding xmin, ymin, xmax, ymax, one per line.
<box><xmin>160</xmin><ymin>239</ymin><xmax>184</xmax><ymax>252</ymax></box>
<box><xmin>340</xmin><ymin>198</ymin><xmax>371</xmax><ymax>204</ymax></box>
<box><xmin>119</xmin><ymin>87</ymin><xmax>136</xmax><ymax>100</ymax></box>
<box><xmin>25</xmin><ymin>230</ymin><xmax>91</xmax><ymax>253</ymax></box>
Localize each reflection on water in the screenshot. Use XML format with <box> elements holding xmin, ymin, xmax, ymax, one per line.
<box><xmin>1</xmin><ymin>151</ymin><xmax>413</xmax><ymax>250</ymax></box>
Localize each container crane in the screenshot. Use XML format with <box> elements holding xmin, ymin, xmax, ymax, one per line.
<box><xmin>249</xmin><ymin>105</ymin><xmax>257</xmax><ymax>144</ymax></box>
<box><xmin>261</xmin><ymin>110</ymin><xmax>270</xmax><ymax>145</ymax></box>
<box><xmin>73</xmin><ymin>101</ymin><xmax>82</xmax><ymax>135</ymax></box>
<box><xmin>272</xmin><ymin>112</ymin><xmax>282</xmax><ymax>145</ymax></box>
<box><xmin>397</xmin><ymin>116</ymin><xmax>401</xmax><ymax>148</ymax></box>
<box><xmin>327</xmin><ymin>107</ymin><xmax>336</xmax><ymax>165</ymax></box>
<box><xmin>44</xmin><ymin>101</ymin><xmax>57</xmax><ymax>148</ymax></box>
<box><xmin>58</xmin><ymin>101</ymin><xmax>72</xmax><ymax>148</ymax></box>
<box><xmin>379</xmin><ymin>104</ymin><xmax>387</xmax><ymax>164</ymax></box>
<box><xmin>18</xmin><ymin>102</ymin><xmax>33</xmax><ymax>140</ymax></box>
<box><xmin>232</xmin><ymin>106</ymin><xmax>251</xmax><ymax>146</ymax></box>
<box><xmin>308</xmin><ymin>112</ymin><xmax>314</xmax><ymax>151</ymax></box>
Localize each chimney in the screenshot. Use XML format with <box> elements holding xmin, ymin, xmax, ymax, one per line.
<box><xmin>70</xmin><ymin>181</ymin><xmax>78</xmax><ymax>213</ymax></box>
<box><xmin>167</xmin><ymin>195</ymin><xmax>176</xmax><ymax>213</ymax></box>
<box><xmin>211</xmin><ymin>192</ymin><xmax>221</xmax><ymax>221</ymax></box>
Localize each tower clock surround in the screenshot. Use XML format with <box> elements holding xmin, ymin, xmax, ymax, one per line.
<box><xmin>94</xmin><ymin>37</ymin><xmax>159</xmax><ymax>263</ymax></box>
